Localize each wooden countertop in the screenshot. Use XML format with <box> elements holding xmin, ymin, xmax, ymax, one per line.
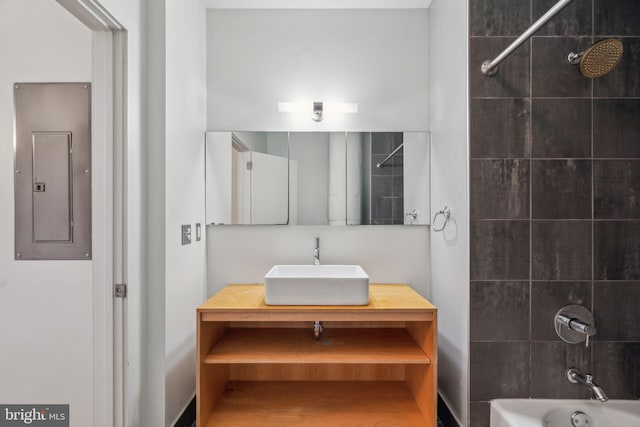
<box><xmin>198</xmin><ymin>284</ymin><xmax>436</xmax><ymax>322</ymax></box>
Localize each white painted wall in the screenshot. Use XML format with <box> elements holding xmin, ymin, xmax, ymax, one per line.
<box><xmin>206</xmin><ymin>9</ymin><xmax>428</xmax><ymax>132</ymax></box>
<box><xmin>207</xmin><ymin>226</ymin><xmax>430</xmax><ymax>298</ymax></box>
<box><xmin>145</xmin><ymin>0</ymin><xmax>209</xmax><ymax>424</ymax></box>
<box><xmin>428</xmin><ymin>1</ymin><xmax>470</xmax><ymax>425</ymax></box>
<box><xmin>0</xmin><ymin>2</ymin><xmax>94</xmax><ymax>426</ymax></box>
<box><xmin>144</xmin><ymin>0</ymin><xmax>168</xmax><ymax>424</ymax></box>
<box><xmin>165</xmin><ymin>0</ymin><xmax>208</xmax><ymax>425</ymax></box>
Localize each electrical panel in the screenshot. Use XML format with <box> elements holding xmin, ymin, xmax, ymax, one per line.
<box><xmin>14</xmin><ymin>83</ymin><xmax>91</xmax><ymax>260</ymax></box>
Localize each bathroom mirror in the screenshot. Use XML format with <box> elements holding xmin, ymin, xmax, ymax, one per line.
<box><xmin>205</xmin><ymin>131</ymin><xmax>429</xmax><ymax>226</ymax></box>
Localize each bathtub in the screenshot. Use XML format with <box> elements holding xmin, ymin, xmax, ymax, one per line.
<box><xmin>490</xmin><ymin>399</ymin><xmax>640</xmax><ymax>427</ymax></box>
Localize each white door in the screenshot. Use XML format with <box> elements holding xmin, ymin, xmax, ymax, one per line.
<box><xmin>250</xmin><ymin>151</ymin><xmax>289</xmax><ymax>224</ymax></box>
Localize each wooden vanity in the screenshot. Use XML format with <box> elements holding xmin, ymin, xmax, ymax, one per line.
<box><xmin>196</xmin><ymin>284</ymin><xmax>437</xmax><ymax>426</ymax></box>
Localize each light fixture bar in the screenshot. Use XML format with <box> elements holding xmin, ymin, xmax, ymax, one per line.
<box><xmin>277</xmin><ymin>101</ymin><xmax>359</xmax><ymax>121</ymax></box>
<box><xmin>277</xmin><ymin>102</ymin><xmax>297</xmax><ymax>112</ymax></box>
<box><xmin>336</xmin><ymin>102</ymin><xmax>358</xmax><ymax>113</ymax></box>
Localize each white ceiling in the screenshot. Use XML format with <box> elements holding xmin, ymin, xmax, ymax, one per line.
<box><xmin>205</xmin><ymin>0</ymin><xmax>431</xmax><ymax>9</ymax></box>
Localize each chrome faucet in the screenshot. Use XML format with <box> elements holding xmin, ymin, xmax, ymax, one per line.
<box><xmin>313</xmin><ymin>237</ymin><xmax>320</xmax><ymax>265</ymax></box>
<box><xmin>554</xmin><ymin>305</ymin><xmax>597</xmax><ymax>347</ymax></box>
<box><xmin>566</xmin><ymin>368</ymin><xmax>608</xmax><ymax>402</ymax></box>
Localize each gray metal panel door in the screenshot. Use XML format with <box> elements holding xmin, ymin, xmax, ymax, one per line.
<box><xmin>14</xmin><ymin>83</ymin><xmax>91</xmax><ymax>260</ymax></box>
<box><xmin>32</xmin><ymin>132</ymin><xmax>73</xmax><ymax>242</ymax></box>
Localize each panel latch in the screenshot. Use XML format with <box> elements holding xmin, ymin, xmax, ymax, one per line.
<box><xmin>114</xmin><ymin>283</ymin><xmax>127</xmax><ymax>298</ymax></box>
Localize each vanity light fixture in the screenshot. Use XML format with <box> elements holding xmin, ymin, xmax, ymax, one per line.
<box><xmin>335</xmin><ymin>102</ymin><xmax>358</xmax><ymax>114</ymax></box>
<box><xmin>277</xmin><ymin>102</ymin><xmax>298</xmax><ymax>113</ymax></box>
<box><xmin>312</xmin><ymin>102</ymin><xmax>323</xmax><ymax>122</ymax></box>
<box><xmin>278</xmin><ymin>101</ymin><xmax>358</xmax><ymax>122</ymax></box>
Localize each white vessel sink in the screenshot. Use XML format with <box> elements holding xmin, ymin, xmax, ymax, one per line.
<box><xmin>264</xmin><ymin>265</ymin><xmax>369</xmax><ymax>306</ymax></box>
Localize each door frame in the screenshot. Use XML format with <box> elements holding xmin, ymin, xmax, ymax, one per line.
<box><xmin>55</xmin><ymin>1</ymin><xmax>127</xmax><ymax>426</ymax></box>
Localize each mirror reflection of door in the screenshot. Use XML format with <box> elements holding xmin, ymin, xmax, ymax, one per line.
<box><xmin>205</xmin><ymin>131</ymin><xmax>289</xmax><ymax>225</ymax></box>
<box><xmin>231</xmin><ymin>143</ymin><xmax>239</xmax><ymax>224</ymax></box>
<box><xmin>249</xmin><ymin>151</ymin><xmax>288</xmax><ymax>224</ymax></box>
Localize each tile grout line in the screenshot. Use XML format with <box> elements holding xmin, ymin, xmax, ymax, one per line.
<box><xmin>528</xmin><ymin>0</ymin><xmax>534</xmax><ymax>400</ymax></box>
<box><xmin>528</xmin><ymin>0</ymin><xmax>535</xmax><ymax>398</ymax></box>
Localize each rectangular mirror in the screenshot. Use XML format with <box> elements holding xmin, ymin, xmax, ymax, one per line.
<box><xmin>205</xmin><ymin>131</ymin><xmax>429</xmax><ymax>226</ymax></box>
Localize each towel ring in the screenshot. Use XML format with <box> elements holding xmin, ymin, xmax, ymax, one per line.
<box><xmin>432</xmin><ymin>206</ymin><xmax>451</xmax><ymax>232</ymax></box>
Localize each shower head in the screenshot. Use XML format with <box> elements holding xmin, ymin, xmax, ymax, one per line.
<box><xmin>568</xmin><ymin>39</ymin><xmax>624</xmax><ymax>78</ymax></box>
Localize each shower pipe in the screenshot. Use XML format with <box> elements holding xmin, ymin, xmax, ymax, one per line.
<box><xmin>481</xmin><ymin>0</ymin><xmax>575</xmax><ymax>76</ymax></box>
<box><xmin>377</xmin><ymin>143</ymin><xmax>403</xmax><ymax>168</ymax></box>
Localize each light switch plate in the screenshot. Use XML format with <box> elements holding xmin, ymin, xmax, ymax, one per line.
<box><xmin>181</xmin><ymin>224</ymin><xmax>191</xmax><ymax>245</ymax></box>
<box><xmin>195</xmin><ymin>223</ymin><xmax>201</xmax><ymax>242</ymax></box>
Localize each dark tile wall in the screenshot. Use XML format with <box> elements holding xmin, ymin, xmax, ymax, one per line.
<box><xmin>370</xmin><ymin>133</ymin><xmax>404</xmax><ymax>224</ymax></box>
<box><xmin>469</xmin><ymin>0</ymin><xmax>640</xmax><ymax>425</ymax></box>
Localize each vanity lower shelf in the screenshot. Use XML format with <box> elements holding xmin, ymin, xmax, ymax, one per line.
<box><xmin>205</xmin><ymin>328</ymin><xmax>431</xmax><ymax>365</ymax></box>
<box><xmin>204</xmin><ymin>381</ymin><xmax>427</xmax><ymax>427</ymax></box>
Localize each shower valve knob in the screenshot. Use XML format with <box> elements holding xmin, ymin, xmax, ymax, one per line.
<box><xmin>554</xmin><ymin>305</ymin><xmax>596</xmax><ymax>348</ymax></box>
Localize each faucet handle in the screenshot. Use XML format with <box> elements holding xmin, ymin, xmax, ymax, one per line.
<box><xmin>555</xmin><ymin>305</ymin><xmax>596</xmax><ymax>348</ymax></box>
<box><xmin>313</xmin><ymin>237</ymin><xmax>320</xmax><ymax>265</ymax></box>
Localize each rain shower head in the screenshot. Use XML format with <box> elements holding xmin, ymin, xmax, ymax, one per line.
<box><xmin>568</xmin><ymin>39</ymin><xmax>624</xmax><ymax>78</ymax></box>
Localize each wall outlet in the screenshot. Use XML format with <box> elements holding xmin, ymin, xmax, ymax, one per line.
<box><xmin>181</xmin><ymin>224</ymin><xmax>191</xmax><ymax>245</ymax></box>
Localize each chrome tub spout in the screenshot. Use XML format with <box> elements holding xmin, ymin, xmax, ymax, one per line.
<box><xmin>567</xmin><ymin>368</ymin><xmax>609</xmax><ymax>402</ymax></box>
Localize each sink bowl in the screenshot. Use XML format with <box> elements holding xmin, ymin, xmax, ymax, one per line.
<box><xmin>264</xmin><ymin>265</ymin><xmax>369</xmax><ymax>306</ymax></box>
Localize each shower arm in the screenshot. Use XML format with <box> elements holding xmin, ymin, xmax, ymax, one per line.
<box><xmin>481</xmin><ymin>0</ymin><xmax>575</xmax><ymax>76</ymax></box>
<box><xmin>376</xmin><ymin>143</ymin><xmax>403</xmax><ymax>168</ymax></box>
